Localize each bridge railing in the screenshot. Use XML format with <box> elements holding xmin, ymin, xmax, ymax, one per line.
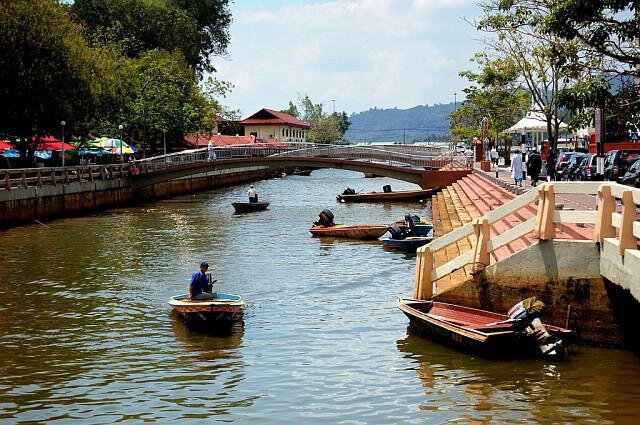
<box><xmin>412</xmin><ymin>181</ymin><xmax>631</xmax><ymax>300</ymax></box>
<box><xmin>2</xmin><ymin>164</ymin><xmax>129</xmax><ymax>190</ymax></box>
<box><xmin>271</xmin><ymin>144</ymin><xmax>456</xmax><ymax>169</ymax></box>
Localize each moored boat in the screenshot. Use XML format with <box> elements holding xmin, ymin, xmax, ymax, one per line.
<box><xmin>382</xmin><ymin>236</ymin><xmax>433</xmax><ymax>251</ymax></box>
<box><xmin>309</xmin><ymin>224</ymin><xmax>389</xmax><ymax>239</ymax></box>
<box><xmin>232</xmin><ymin>201</ymin><xmax>270</xmax><ymax>213</ymax></box>
<box><xmin>382</xmin><ymin>214</ymin><xmax>434</xmax><ymax>251</ymax></box>
<box><xmin>337</xmin><ymin>187</ymin><xmax>438</xmax><ymax>203</ymax></box>
<box><xmin>396</xmin><ymin>297</ymin><xmax>571</xmax><ymax>359</ymax></box>
<box><xmin>169</xmin><ymin>293</ymin><xmax>244</xmax><ymax>327</ymax></box>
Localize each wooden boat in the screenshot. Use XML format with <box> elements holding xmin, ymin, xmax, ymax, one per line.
<box><xmin>336</xmin><ymin>188</ymin><xmax>437</xmax><ymax>203</ymax></box>
<box><xmin>396</xmin><ymin>298</ymin><xmax>571</xmax><ymax>359</ymax></box>
<box><xmin>309</xmin><ymin>224</ymin><xmax>389</xmax><ymax>239</ymax></box>
<box><xmin>381</xmin><ymin>236</ymin><xmax>433</xmax><ymax>252</ymax></box>
<box><xmin>232</xmin><ymin>201</ymin><xmax>269</xmax><ymax>213</ymax></box>
<box><xmin>169</xmin><ymin>293</ymin><xmax>244</xmax><ymax>326</ymax></box>
<box><xmin>290</xmin><ymin>168</ymin><xmax>313</xmax><ymax>176</ymax></box>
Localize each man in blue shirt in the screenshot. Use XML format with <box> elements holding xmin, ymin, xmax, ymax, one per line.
<box><xmin>188</xmin><ymin>261</ymin><xmax>213</xmax><ymax>300</ymax></box>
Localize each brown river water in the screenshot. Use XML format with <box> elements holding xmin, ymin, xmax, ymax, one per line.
<box><xmin>1</xmin><ymin>169</ymin><xmax>639</xmax><ymax>424</ymax></box>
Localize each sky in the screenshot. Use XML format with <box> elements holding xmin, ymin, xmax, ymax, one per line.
<box><xmin>212</xmin><ymin>0</ymin><xmax>481</xmax><ymax>118</ymax></box>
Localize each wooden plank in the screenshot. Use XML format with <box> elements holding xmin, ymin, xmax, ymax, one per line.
<box><xmin>552</xmin><ymin>182</ymin><xmax>601</xmax><ymax>195</ymax></box>
<box><xmin>610</xmin><ymin>183</ymin><xmax>640</xmax><ymax>205</ymax></box>
<box><xmin>612</xmin><ymin>213</ymin><xmax>622</xmax><ymax>229</ymax></box>
<box><xmin>484</xmin><ymin>189</ymin><xmax>538</xmax><ymax>223</ymax></box>
<box><xmin>433</xmin><ymin>250</ymin><xmax>473</xmax><ymax>281</ymax></box>
<box><xmin>487</xmin><ymin>217</ymin><xmax>536</xmax><ymax>252</ymax></box>
<box><xmin>554</xmin><ymin>210</ymin><xmax>597</xmax><ymax>224</ymax></box>
<box><xmin>427</xmin><ymin>222</ymin><xmax>474</xmax><ymax>251</ymax></box>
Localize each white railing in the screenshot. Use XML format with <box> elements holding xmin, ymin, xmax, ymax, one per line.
<box><xmin>412</xmin><ymin>181</ymin><xmax>633</xmax><ymax>300</ymax></box>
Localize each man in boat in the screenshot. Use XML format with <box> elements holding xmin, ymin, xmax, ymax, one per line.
<box><xmin>248</xmin><ymin>184</ymin><xmax>258</xmax><ymax>203</ymax></box>
<box><xmin>188</xmin><ymin>261</ymin><xmax>213</xmax><ymax>301</ymax></box>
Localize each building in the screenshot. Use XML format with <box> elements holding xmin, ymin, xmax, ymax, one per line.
<box><xmin>240</xmin><ymin>109</ymin><xmax>310</xmax><ymax>143</ymax></box>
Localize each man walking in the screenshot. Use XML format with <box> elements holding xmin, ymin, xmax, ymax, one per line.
<box><xmin>527</xmin><ymin>149</ymin><xmax>542</xmax><ymax>187</ymax></box>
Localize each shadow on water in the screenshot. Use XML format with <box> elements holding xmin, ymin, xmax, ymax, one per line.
<box><xmin>170</xmin><ymin>310</ymin><xmax>245</xmax><ymax>349</ymax></box>
<box><xmin>396</xmin><ymin>330</ymin><xmax>640</xmax><ymax>424</ymax></box>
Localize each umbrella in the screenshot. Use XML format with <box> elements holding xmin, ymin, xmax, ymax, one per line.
<box><xmin>505</xmin><ymin>111</ymin><xmax>568</xmax><ymax>132</ymax></box>
<box><xmin>1</xmin><ymin>149</ymin><xmax>20</xmax><ymax>158</ymax></box>
<box><xmin>0</xmin><ymin>140</ymin><xmax>13</xmax><ymax>150</ymax></box>
<box><xmin>109</xmin><ymin>146</ymin><xmax>135</xmax><ymax>154</ymax></box>
<box><xmin>36</xmin><ymin>141</ymin><xmax>76</xmax><ymax>151</ymax></box>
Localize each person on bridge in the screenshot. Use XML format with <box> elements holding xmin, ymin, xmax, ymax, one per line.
<box><xmin>248</xmin><ymin>184</ymin><xmax>258</xmax><ymax>203</ymax></box>
<box><xmin>490</xmin><ymin>146</ymin><xmax>499</xmax><ymax>167</ymax></box>
<box><xmin>207</xmin><ymin>140</ymin><xmax>216</xmax><ymax>161</ymax></box>
<box><xmin>188</xmin><ymin>261</ymin><xmax>213</xmax><ymax>301</ymax></box>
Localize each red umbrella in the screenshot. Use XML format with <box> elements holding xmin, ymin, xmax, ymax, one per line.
<box><xmin>37</xmin><ymin>141</ymin><xmax>76</xmax><ymax>151</ymax></box>
<box><xmin>0</xmin><ymin>140</ymin><xmax>13</xmax><ymax>150</ymax></box>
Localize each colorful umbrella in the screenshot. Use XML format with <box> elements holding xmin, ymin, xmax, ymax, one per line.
<box><xmin>0</xmin><ymin>140</ymin><xmax>14</xmax><ymax>150</ymax></box>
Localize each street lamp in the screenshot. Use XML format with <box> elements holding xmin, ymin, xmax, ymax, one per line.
<box><xmin>332</xmin><ymin>99</ymin><xmax>336</xmax><ymax>114</ymax></box>
<box><xmin>60</xmin><ymin>120</ymin><xmax>66</xmax><ymax>168</ymax></box>
<box><xmin>118</xmin><ymin>124</ymin><xmax>124</xmax><ymax>162</ymax></box>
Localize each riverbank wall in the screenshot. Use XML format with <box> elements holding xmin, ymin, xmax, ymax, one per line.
<box><xmin>0</xmin><ymin>166</ymin><xmax>269</xmax><ymax>229</ymax></box>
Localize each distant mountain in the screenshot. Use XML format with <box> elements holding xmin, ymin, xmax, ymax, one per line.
<box><xmin>344</xmin><ymin>103</ymin><xmax>455</xmax><ymax>143</ymax></box>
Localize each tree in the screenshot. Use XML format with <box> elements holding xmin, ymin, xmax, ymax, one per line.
<box><xmin>478</xmin><ymin>0</ymin><xmax>590</xmax><ymax>150</ymax></box>
<box><xmin>452</xmin><ymin>53</ymin><xmax>530</xmax><ymax>163</ymax></box>
<box><xmin>280</xmin><ymin>101</ymin><xmax>300</xmax><ymax>118</ymax></box>
<box><xmin>295</xmin><ymin>95</ymin><xmax>350</xmax><ymax>143</ymax></box>
<box><xmin>0</xmin><ymin>0</ymin><xmax>120</xmax><ymax>158</ymax></box>
<box><xmin>72</xmin><ymin>0</ymin><xmax>232</xmax><ymax>74</ymax></box>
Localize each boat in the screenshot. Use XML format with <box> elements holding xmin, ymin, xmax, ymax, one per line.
<box><xmin>309</xmin><ymin>224</ymin><xmax>390</xmax><ymax>239</ymax></box>
<box><xmin>169</xmin><ymin>293</ymin><xmax>244</xmax><ymax>327</ymax></box>
<box><xmin>290</xmin><ymin>168</ymin><xmax>314</xmax><ymax>176</ymax></box>
<box><xmin>396</xmin><ymin>297</ymin><xmax>571</xmax><ymax>359</ymax></box>
<box><xmin>382</xmin><ymin>214</ymin><xmax>434</xmax><ymax>251</ymax></box>
<box><xmin>337</xmin><ymin>187</ymin><xmax>438</xmax><ymax>203</ymax></box>
<box><xmin>232</xmin><ymin>201</ymin><xmax>270</xmax><ymax>213</ymax></box>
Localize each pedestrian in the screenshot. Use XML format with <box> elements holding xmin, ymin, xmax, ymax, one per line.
<box><xmin>464</xmin><ymin>146</ymin><xmax>474</xmax><ymax>168</ymax></box>
<box><xmin>490</xmin><ymin>146</ymin><xmax>499</xmax><ymax>167</ymax></box>
<box><xmin>207</xmin><ymin>140</ymin><xmax>216</xmax><ymax>161</ymax></box>
<box><xmin>248</xmin><ymin>184</ymin><xmax>258</xmax><ymax>203</ymax></box>
<box><xmin>188</xmin><ymin>261</ymin><xmax>213</xmax><ymax>301</ymax></box>
<box><xmin>511</xmin><ymin>149</ymin><xmax>524</xmax><ymax>187</ymax></box>
<box><xmin>526</xmin><ymin>149</ymin><xmax>542</xmax><ymax>187</ymax></box>
<box><xmin>546</xmin><ymin>148</ymin><xmax>557</xmax><ymax>181</ymax></box>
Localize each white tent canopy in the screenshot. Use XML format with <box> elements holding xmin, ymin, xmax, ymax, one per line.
<box><xmin>505</xmin><ymin>111</ymin><xmax>568</xmax><ymax>132</ymax></box>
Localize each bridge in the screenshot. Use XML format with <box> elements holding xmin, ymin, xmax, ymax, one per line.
<box><xmin>128</xmin><ymin>143</ymin><xmax>469</xmax><ymax>189</ymax></box>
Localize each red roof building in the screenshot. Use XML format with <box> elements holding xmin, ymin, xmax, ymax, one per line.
<box><xmin>184</xmin><ymin>133</ymin><xmax>288</xmax><ymax>148</ymax></box>
<box><xmin>240</xmin><ymin>109</ymin><xmax>310</xmax><ymax>143</ymax></box>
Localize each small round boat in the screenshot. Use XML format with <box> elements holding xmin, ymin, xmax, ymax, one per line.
<box><xmin>232</xmin><ymin>201</ymin><xmax>269</xmax><ymax>213</ymax></box>
<box><xmin>169</xmin><ymin>293</ymin><xmax>244</xmax><ymax>326</ymax></box>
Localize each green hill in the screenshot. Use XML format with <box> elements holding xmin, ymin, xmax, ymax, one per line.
<box><xmin>344</xmin><ymin>103</ymin><xmax>455</xmax><ymax>143</ymax></box>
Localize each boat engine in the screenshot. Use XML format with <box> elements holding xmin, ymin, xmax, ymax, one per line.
<box><xmin>388</xmin><ymin>224</ymin><xmax>407</xmax><ymax>240</ymax></box>
<box><xmin>507</xmin><ymin>297</ymin><xmax>565</xmax><ymax>358</ymax></box>
<box><xmin>404</xmin><ymin>213</ymin><xmax>418</xmax><ymax>236</ymax></box>
<box><xmin>314</xmin><ymin>209</ymin><xmax>335</xmax><ymax>227</ymax></box>
<box><xmin>342</xmin><ymin>187</ymin><xmax>356</xmax><ymax>195</ymax></box>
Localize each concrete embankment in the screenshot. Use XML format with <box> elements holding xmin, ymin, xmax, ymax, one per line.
<box><xmin>0</xmin><ymin>166</ymin><xmax>269</xmax><ymax>229</ymax></box>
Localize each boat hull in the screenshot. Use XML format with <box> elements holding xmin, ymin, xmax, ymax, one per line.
<box><xmin>309</xmin><ymin>225</ymin><xmax>389</xmax><ymax>239</ymax></box>
<box><xmin>396</xmin><ymin>298</ymin><xmax>571</xmax><ymax>359</ymax></box>
<box><xmin>381</xmin><ymin>236</ymin><xmax>433</xmax><ymax>252</ymax></box>
<box><xmin>232</xmin><ymin>202</ymin><xmax>269</xmax><ymax>213</ymax></box>
<box><xmin>337</xmin><ymin>189</ymin><xmax>437</xmax><ymax>203</ymax></box>
<box><xmin>169</xmin><ymin>293</ymin><xmax>244</xmax><ymax>327</ymax></box>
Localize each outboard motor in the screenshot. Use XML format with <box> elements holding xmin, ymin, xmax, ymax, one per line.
<box><xmin>388</xmin><ymin>224</ymin><xmax>407</xmax><ymax>240</ymax></box>
<box><xmin>383</xmin><ymin>184</ymin><xmax>392</xmax><ymax>193</ymax></box>
<box><xmin>314</xmin><ymin>209</ymin><xmax>335</xmax><ymax>227</ymax></box>
<box><xmin>342</xmin><ymin>187</ymin><xmax>356</xmax><ymax>195</ymax></box>
<box><xmin>507</xmin><ymin>297</ymin><xmax>565</xmax><ymax>358</ymax></box>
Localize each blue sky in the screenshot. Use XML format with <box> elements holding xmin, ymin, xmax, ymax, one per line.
<box><xmin>213</xmin><ymin>0</ymin><xmax>481</xmax><ymax>117</ymax></box>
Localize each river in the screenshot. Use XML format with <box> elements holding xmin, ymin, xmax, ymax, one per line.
<box><xmin>1</xmin><ymin>169</ymin><xmax>639</xmax><ymax>424</ymax></box>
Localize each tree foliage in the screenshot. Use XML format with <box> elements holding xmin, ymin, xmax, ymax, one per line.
<box><xmin>72</xmin><ymin>0</ymin><xmax>232</xmax><ymax>74</ymax></box>
<box><xmin>294</xmin><ymin>95</ymin><xmax>350</xmax><ymax>143</ymax></box>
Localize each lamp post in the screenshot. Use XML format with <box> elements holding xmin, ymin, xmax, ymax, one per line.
<box><xmin>332</xmin><ymin>99</ymin><xmax>336</xmax><ymax>114</ymax></box>
<box><xmin>118</xmin><ymin>124</ymin><xmax>124</xmax><ymax>162</ymax></box>
<box><xmin>60</xmin><ymin>121</ymin><xmax>66</xmax><ymax>168</ymax></box>
<box><xmin>163</xmin><ymin>129</ymin><xmax>167</xmax><ymax>165</ymax></box>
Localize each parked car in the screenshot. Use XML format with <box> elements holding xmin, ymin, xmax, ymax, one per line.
<box><xmin>603</xmin><ymin>149</ymin><xmax>640</xmax><ymax>181</ymax></box>
<box><xmin>555</xmin><ymin>151</ymin><xmax>576</xmax><ymax>176</ymax></box>
<box><xmin>567</xmin><ymin>154</ymin><xmax>589</xmax><ymax>181</ymax></box>
<box><xmin>578</xmin><ymin>154</ymin><xmax>603</xmax><ymax>181</ymax></box>
<box><xmin>559</xmin><ymin>153</ymin><xmax>587</xmax><ymax>181</ymax></box>
<box><xmin>618</xmin><ymin>158</ymin><xmax>640</xmax><ymax>187</ymax></box>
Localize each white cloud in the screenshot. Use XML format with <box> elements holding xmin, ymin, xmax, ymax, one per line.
<box><xmin>213</xmin><ymin>0</ymin><xmax>479</xmax><ymax>117</ymax></box>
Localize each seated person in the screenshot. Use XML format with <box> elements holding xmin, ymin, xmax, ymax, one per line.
<box><xmin>188</xmin><ymin>261</ymin><xmax>213</xmax><ymax>300</ymax></box>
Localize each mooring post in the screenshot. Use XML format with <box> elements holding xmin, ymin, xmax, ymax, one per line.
<box><xmin>535</xmin><ymin>184</ymin><xmax>547</xmax><ymax>239</ymax></box>
<box><xmin>618</xmin><ymin>190</ymin><xmax>638</xmax><ymax>256</ymax></box>
<box><xmin>471</xmin><ymin>218</ymin><xmax>490</xmax><ymax>273</ymax></box>
<box><xmin>540</xmin><ymin>184</ymin><xmax>556</xmax><ymax>240</ymax></box>
<box><xmin>593</xmin><ymin>184</ymin><xmax>615</xmax><ymax>244</ymax></box>
<box><xmin>414</xmin><ymin>246</ymin><xmax>433</xmax><ymax>300</ymax></box>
